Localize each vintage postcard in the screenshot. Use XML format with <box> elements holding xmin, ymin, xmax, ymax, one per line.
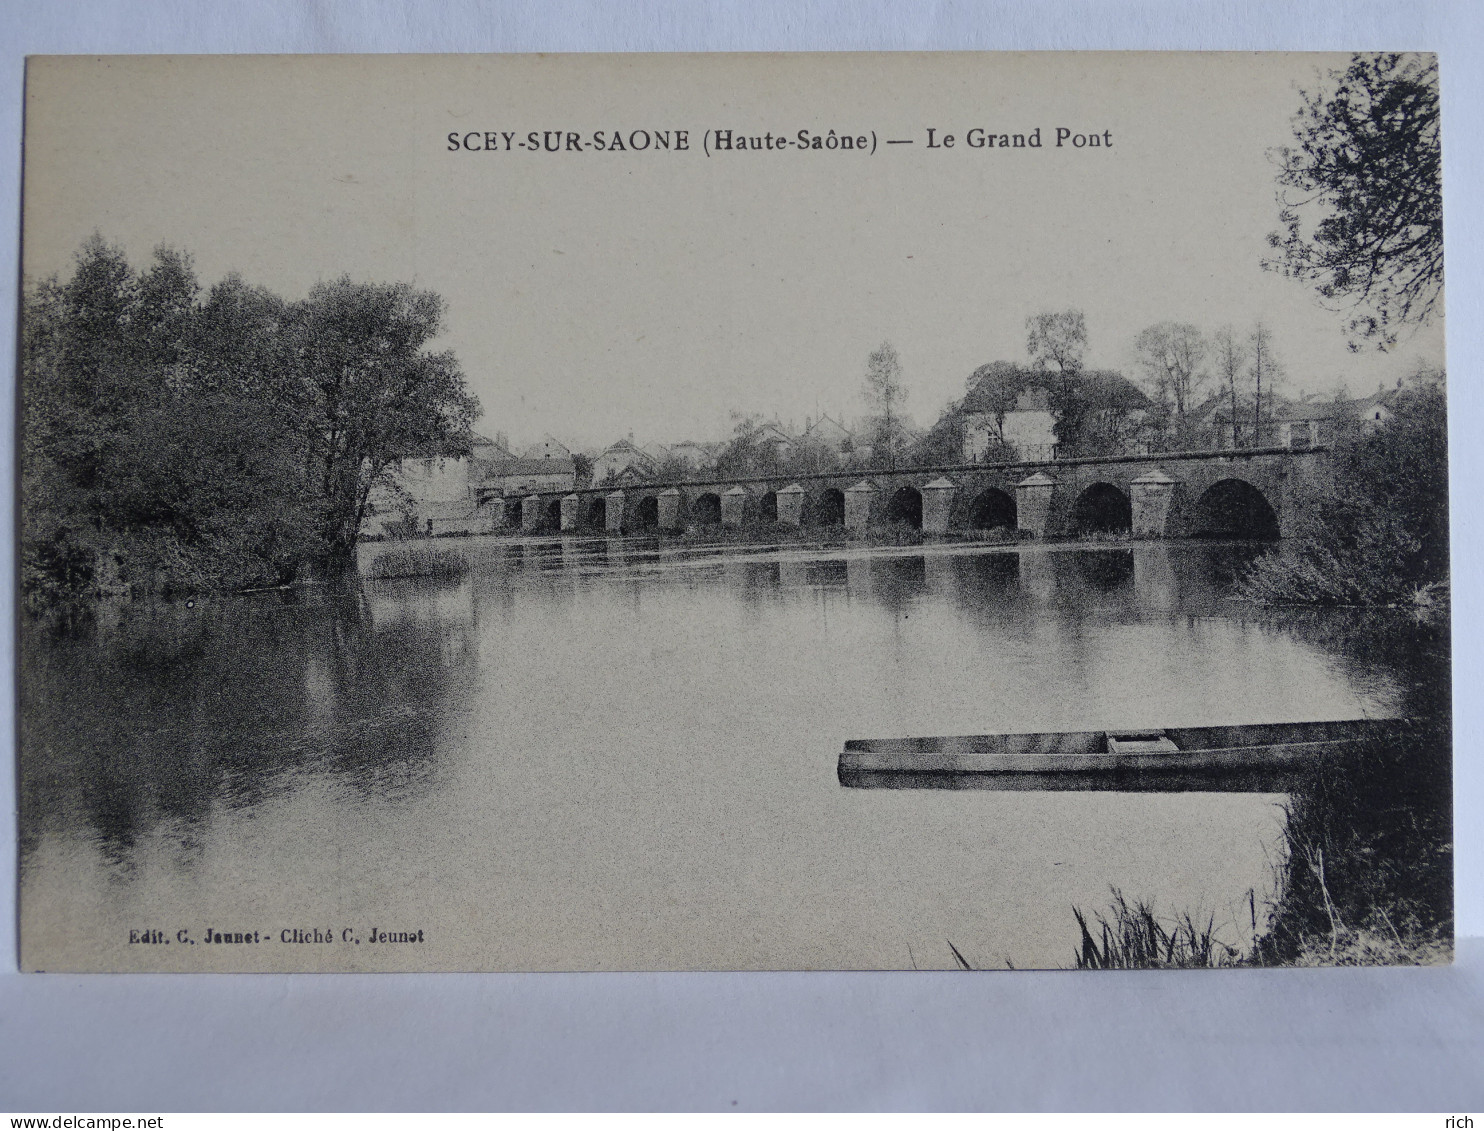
<box><xmin>17</xmin><ymin>52</ymin><xmax>1449</xmax><ymax>972</ymax></box>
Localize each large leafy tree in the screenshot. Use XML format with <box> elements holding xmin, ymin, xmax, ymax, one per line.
<box><xmin>1210</xmin><ymin>326</ymin><xmax>1249</xmax><ymax>448</ymax></box>
<box><xmin>292</xmin><ymin>278</ymin><xmax>481</xmax><ymax>564</ymax></box>
<box><xmin>861</xmin><ymin>341</ymin><xmax>908</xmax><ymax>469</ymax></box>
<box><xmin>1241</xmin><ymin>380</ymin><xmax>1447</xmax><ymax>604</ymax></box>
<box><xmin>1074</xmin><ymin>370</ymin><xmax>1151</xmax><ymax>456</ymax></box>
<box><xmin>1132</xmin><ymin>321</ymin><xmax>1207</xmax><ymax>428</ymax></box>
<box><xmin>1266</xmin><ymin>53</ymin><xmax>1442</xmax><ymax>350</ymax></box>
<box><xmin>21</xmin><ymin>238</ymin><xmax>480</xmax><ymax>602</ymax></box>
<box><xmin>1026</xmin><ymin>309</ymin><xmax>1089</xmax><ymax>452</ymax></box>
<box><xmin>21</xmin><ymin>238</ymin><xmax>322</xmax><ymax>600</ymax></box>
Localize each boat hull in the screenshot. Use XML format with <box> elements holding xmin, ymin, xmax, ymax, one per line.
<box><xmin>838</xmin><ymin>719</ymin><xmax>1408</xmax><ymax>792</ymax></box>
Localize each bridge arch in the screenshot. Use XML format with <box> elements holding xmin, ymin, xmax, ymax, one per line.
<box><xmin>1072</xmin><ymin>482</ymin><xmax>1131</xmax><ymax>535</ymax></box>
<box><xmin>691</xmin><ymin>492</ymin><xmax>722</xmax><ymax>526</ymax></box>
<box><xmin>966</xmin><ymin>487</ymin><xmax>1017</xmax><ymax>530</ymax></box>
<box><xmin>544</xmin><ymin>498</ymin><xmax>563</xmax><ymax>530</ymax></box>
<box><xmin>1192</xmin><ymin>478</ymin><xmax>1279</xmax><ymax>540</ymax></box>
<box><xmin>886</xmin><ymin>485</ymin><xmax>923</xmax><ymax>529</ymax></box>
<box><xmin>635</xmin><ymin>495</ymin><xmax>660</xmax><ymax>530</ymax></box>
<box><xmin>814</xmin><ymin>487</ymin><xmax>846</xmax><ymax>526</ymax></box>
<box><xmin>760</xmin><ymin>490</ymin><xmax>778</xmax><ymax>523</ymax></box>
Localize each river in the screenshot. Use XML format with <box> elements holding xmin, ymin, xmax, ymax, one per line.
<box><xmin>18</xmin><ymin>539</ymin><xmax>1405</xmax><ymax>970</ymax></box>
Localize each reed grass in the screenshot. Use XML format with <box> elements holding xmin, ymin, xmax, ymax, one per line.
<box><xmin>365</xmin><ymin>545</ymin><xmax>470</xmax><ymax>580</ymax></box>
<box><xmin>1071</xmin><ymin>889</ymin><xmax>1244</xmax><ymax>969</ymax></box>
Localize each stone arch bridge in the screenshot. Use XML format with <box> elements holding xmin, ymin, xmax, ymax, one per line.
<box><xmin>476</xmin><ymin>447</ymin><xmax>1329</xmax><ymax>541</ymax></box>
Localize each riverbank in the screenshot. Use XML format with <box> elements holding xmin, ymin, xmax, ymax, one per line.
<box><xmin>1065</xmin><ymin>606</ymin><xmax>1451</xmax><ymax>965</ymax></box>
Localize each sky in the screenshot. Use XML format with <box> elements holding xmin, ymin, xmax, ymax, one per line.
<box><xmin>22</xmin><ymin>52</ymin><xmax>1446</xmax><ymax>453</ymax></box>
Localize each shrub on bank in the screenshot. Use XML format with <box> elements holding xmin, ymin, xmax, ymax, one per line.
<box><xmin>1238</xmin><ymin>384</ymin><xmax>1447</xmax><ymax>606</ymax></box>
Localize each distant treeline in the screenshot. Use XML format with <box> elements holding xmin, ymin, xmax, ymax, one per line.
<box><xmin>21</xmin><ymin>236</ymin><xmax>479</xmax><ymax>607</ymax></box>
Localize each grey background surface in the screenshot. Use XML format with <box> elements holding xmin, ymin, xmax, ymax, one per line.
<box><xmin>2</xmin><ymin>0</ymin><xmax>1481</xmax><ymax>1111</ymax></box>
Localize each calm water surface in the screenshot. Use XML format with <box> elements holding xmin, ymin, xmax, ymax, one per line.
<box><xmin>20</xmin><ymin>540</ymin><xmax>1403</xmax><ymax>970</ymax></box>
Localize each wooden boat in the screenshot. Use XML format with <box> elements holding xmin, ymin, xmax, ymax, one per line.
<box><xmin>838</xmin><ymin>718</ymin><xmax>1409</xmax><ymax>792</ymax></box>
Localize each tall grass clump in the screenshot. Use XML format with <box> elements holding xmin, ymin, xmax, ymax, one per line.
<box><xmin>1071</xmin><ymin>889</ymin><xmax>1245</xmax><ymax>969</ymax></box>
<box><xmin>366</xmin><ymin>545</ymin><xmax>470</xmax><ymax>580</ymax></box>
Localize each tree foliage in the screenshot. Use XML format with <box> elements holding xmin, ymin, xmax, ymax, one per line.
<box><xmin>907</xmin><ymin>399</ymin><xmax>969</xmax><ymax>466</ymax></box>
<box><xmin>1266</xmin><ymin>53</ymin><xmax>1443</xmax><ymax>350</ymax></box>
<box><xmin>1025</xmin><ymin>310</ymin><xmax>1090</xmax><ymax>451</ymax></box>
<box><xmin>1240</xmin><ymin>380</ymin><xmax>1447</xmax><ymax>605</ymax></box>
<box><xmin>1133</xmin><ymin>321</ymin><xmax>1208</xmax><ymax>423</ymax></box>
<box><xmin>21</xmin><ymin>236</ymin><xmax>478</xmax><ymax>605</ymax></box>
<box><xmin>1071</xmin><ymin>369</ymin><xmax>1151</xmax><ymax>456</ymax></box>
<box><xmin>861</xmin><ymin>341</ymin><xmax>908</xmax><ymax>468</ymax></box>
<box><xmin>713</xmin><ymin>413</ymin><xmax>776</xmax><ymax>478</ymax></box>
<box><xmin>1248</xmin><ymin>321</ymin><xmax>1285</xmax><ymax>443</ymax></box>
<box><xmin>1025</xmin><ymin>310</ymin><xmax>1087</xmax><ymax>374</ymax></box>
<box><xmin>957</xmin><ymin>351</ymin><xmax>1149</xmax><ymax>460</ymax></box>
<box><xmin>296</xmin><ymin>278</ymin><xmax>479</xmax><ymax>563</ymax></box>
<box><xmin>1210</xmin><ymin>325</ymin><xmax>1250</xmax><ymax>448</ymax></box>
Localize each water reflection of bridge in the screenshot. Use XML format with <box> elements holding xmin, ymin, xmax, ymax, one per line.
<box><xmin>477</xmin><ymin>448</ymin><xmax>1326</xmax><ymax>541</ymax></box>
<box><xmin>361</xmin><ymin>540</ymin><xmax>1268</xmax><ymax>625</ymax></box>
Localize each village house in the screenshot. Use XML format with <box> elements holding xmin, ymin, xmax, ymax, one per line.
<box><xmin>591</xmin><ymin>437</ymin><xmax>657</xmax><ymax>483</ymax></box>
<box><xmin>962</xmin><ymin>388</ymin><xmax>1058</xmax><ymax>462</ymax></box>
<box><xmin>1269</xmin><ymin>389</ymin><xmax>1399</xmax><ymax>449</ymax></box>
<box><xmin>802</xmin><ymin>414</ymin><xmax>855</xmax><ymax>455</ymax></box>
<box><xmin>362</xmin><ymin>432</ymin><xmax>519</xmax><ymax>537</ymax></box>
<box><xmin>482</xmin><ymin>454</ymin><xmax>578</xmax><ymax>497</ymax></box>
<box><xmin>641</xmin><ymin>441</ymin><xmax>673</xmax><ymax>467</ymax></box>
<box><xmin>755</xmin><ymin>420</ymin><xmax>797</xmax><ymax>462</ymax></box>
<box><xmin>1182</xmin><ymin>385</ymin><xmax>1404</xmax><ymax>451</ymax></box>
<box><xmin>520</xmin><ymin>434</ymin><xmax>573</xmax><ymax>462</ymax></box>
<box><xmin>665</xmin><ymin>440</ymin><xmax>719</xmax><ymax>472</ymax></box>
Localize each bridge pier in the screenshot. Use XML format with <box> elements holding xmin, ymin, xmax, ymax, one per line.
<box><xmin>721</xmin><ymin>486</ymin><xmax>747</xmax><ymax>528</ymax></box>
<box><xmin>655</xmin><ymin>486</ymin><xmax>682</xmax><ymax>531</ymax></box>
<box><xmin>777</xmin><ymin>483</ymin><xmax>805</xmax><ymax>527</ymax></box>
<box><xmin>605</xmin><ymin>490</ymin><xmax>625</xmax><ymax>533</ymax></box>
<box><xmin>559</xmin><ymin>493</ymin><xmax>579</xmax><ymax>531</ymax></box>
<box><xmin>1131</xmin><ymin>469</ymin><xmax>1177</xmax><ymax>537</ymax></box>
<box><xmin>845</xmin><ymin>480</ymin><xmax>877</xmax><ymax>534</ymax></box>
<box><xmin>657</xmin><ymin>487</ymin><xmax>683</xmax><ymax>531</ymax></box>
<box><xmin>521</xmin><ymin>494</ymin><xmax>542</xmax><ymax>532</ymax></box>
<box><xmin>922</xmin><ymin>477</ymin><xmax>958</xmax><ymax>535</ymax></box>
<box><xmin>1016</xmin><ymin>473</ymin><xmax>1056</xmax><ymax>538</ymax></box>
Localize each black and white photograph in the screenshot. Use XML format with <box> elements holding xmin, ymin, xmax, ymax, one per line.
<box><xmin>16</xmin><ymin>50</ymin><xmax>1451</xmax><ymax>973</ymax></box>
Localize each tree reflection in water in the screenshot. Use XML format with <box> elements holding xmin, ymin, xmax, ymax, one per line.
<box><xmin>19</xmin><ymin>580</ymin><xmax>477</xmax><ymax>877</ymax></box>
<box><xmin>21</xmin><ymin>540</ymin><xmax>1432</xmax><ymax>970</ymax></box>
